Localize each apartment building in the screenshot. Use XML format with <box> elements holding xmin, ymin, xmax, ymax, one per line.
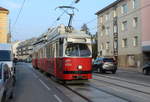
<box><xmin>0</xmin><ymin>7</ymin><xmax>10</xmax><ymax>43</ymax></box>
<box><xmin>17</xmin><ymin>38</ymin><xmax>36</xmax><ymax>60</ymax></box>
<box><xmin>96</xmin><ymin>0</ymin><xmax>150</xmax><ymax>69</ymax></box>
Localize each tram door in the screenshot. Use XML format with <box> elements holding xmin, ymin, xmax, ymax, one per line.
<box><xmin>56</xmin><ymin>41</ymin><xmax>63</xmax><ymax>78</ymax></box>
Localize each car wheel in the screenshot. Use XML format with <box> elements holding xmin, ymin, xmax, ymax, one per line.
<box><xmin>1</xmin><ymin>93</ymin><xmax>6</xmax><ymax>102</ymax></box>
<box><xmin>143</xmin><ymin>69</ymin><xmax>148</xmax><ymax>75</ymax></box>
<box><xmin>9</xmin><ymin>91</ymin><xmax>14</xmax><ymax>99</ymax></box>
<box><xmin>100</xmin><ymin>68</ymin><xmax>103</xmax><ymax>73</ymax></box>
<box><xmin>112</xmin><ymin>70</ymin><xmax>116</xmax><ymax>74</ymax></box>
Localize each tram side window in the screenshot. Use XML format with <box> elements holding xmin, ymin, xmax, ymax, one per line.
<box><xmin>36</xmin><ymin>53</ymin><xmax>38</xmax><ymax>59</ymax></box>
<box><xmin>56</xmin><ymin>42</ymin><xmax>59</xmax><ymax>57</ymax></box>
<box><xmin>40</xmin><ymin>49</ymin><xmax>41</xmax><ymax>58</ymax></box>
<box><xmin>40</xmin><ymin>49</ymin><xmax>43</xmax><ymax>58</ymax></box>
<box><xmin>46</xmin><ymin>45</ymin><xmax>50</xmax><ymax>58</ymax></box>
<box><xmin>38</xmin><ymin>51</ymin><xmax>40</xmax><ymax>59</ymax></box>
<box><xmin>49</xmin><ymin>44</ymin><xmax>52</xmax><ymax>58</ymax></box>
<box><xmin>43</xmin><ymin>48</ymin><xmax>45</xmax><ymax>58</ymax></box>
<box><xmin>51</xmin><ymin>44</ymin><xmax>54</xmax><ymax>58</ymax></box>
<box><xmin>59</xmin><ymin>42</ymin><xmax>63</xmax><ymax>57</ymax></box>
<box><xmin>50</xmin><ymin>44</ymin><xmax>52</xmax><ymax>58</ymax></box>
<box><xmin>53</xmin><ymin>43</ymin><xmax>56</xmax><ymax>57</ymax></box>
<box><xmin>42</xmin><ymin>48</ymin><xmax>45</xmax><ymax>58</ymax></box>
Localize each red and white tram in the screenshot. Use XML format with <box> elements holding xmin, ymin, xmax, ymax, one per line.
<box><xmin>32</xmin><ymin>25</ymin><xmax>92</xmax><ymax>81</ymax></box>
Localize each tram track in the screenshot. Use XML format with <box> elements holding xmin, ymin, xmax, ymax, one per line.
<box><xmin>85</xmin><ymin>83</ymin><xmax>131</xmax><ymax>102</ymax></box>
<box><xmin>93</xmin><ymin>75</ymin><xmax>150</xmax><ymax>95</ymax></box>
<box><xmin>27</xmin><ymin>63</ymin><xmax>150</xmax><ymax>102</ymax></box>
<box><xmin>94</xmin><ymin>74</ymin><xmax>150</xmax><ymax>88</ymax></box>
<box><xmin>29</xmin><ymin>65</ymin><xmax>130</xmax><ymax>102</ymax></box>
<box><xmin>63</xmin><ymin>84</ymin><xmax>93</xmax><ymax>102</ymax></box>
<box><xmin>63</xmin><ymin>82</ymin><xmax>130</xmax><ymax>102</ymax></box>
<box><xmin>27</xmin><ymin>65</ymin><xmax>93</xmax><ymax>102</ymax></box>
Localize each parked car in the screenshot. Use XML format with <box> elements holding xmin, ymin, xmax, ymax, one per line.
<box><xmin>92</xmin><ymin>57</ymin><xmax>117</xmax><ymax>74</ymax></box>
<box><xmin>0</xmin><ymin>63</ymin><xmax>14</xmax><ymax>102</ymax></box>
<box><xmin>142</xmin><ymin>63</ymin><xmax>150</xmax><ymax>75</ymax></box>
<box><xmin>0</xmin><ymin>44</ymin><xmax>15</xmax><ymax>75</ymax></box>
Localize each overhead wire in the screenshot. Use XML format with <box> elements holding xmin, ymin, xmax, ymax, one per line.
<box><xmin>12</xmin><ymin>0</ymin><xmax>26</xmax><ymax>29</ymax></box>
<box><xmin>11</xmin><ymin>0</ymin><xmax>27</xmax><ymax>41</ymax></box>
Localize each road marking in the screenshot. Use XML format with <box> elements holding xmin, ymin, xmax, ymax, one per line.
<box><xmin>54</xmin><ymin>95</ymin><xmax>63</xmax><ymax>102</ymax></box>
<box><xmin>39</xmin><ymin>79</ymin><xmax>51</xmax><ymax>91</ymax></box>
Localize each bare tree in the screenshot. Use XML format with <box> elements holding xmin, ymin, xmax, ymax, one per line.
<box><xmin>80</xmin><ymin>24</ymin><xmax>91</xmax><ymax>35</ymax></box>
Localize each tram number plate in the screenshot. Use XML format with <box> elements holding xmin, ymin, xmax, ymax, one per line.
<box><xmin>77</xmin><ymin>76</ymin><xmax>83</xmax><ymax>79</ymax></box>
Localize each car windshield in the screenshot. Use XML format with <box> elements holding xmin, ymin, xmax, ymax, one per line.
<box><xmin>103</xmin><ymin>58</ymin><xmax>114</xmax><ymax>62</ymax></box>
<box><xmin>0</xmin><ymin>50</ymin><xmax>11</xmax><ymax>61</ymax></box>
<box><xmin>65</xmin><ymin>43</ymin><xmax>91</xmax><ymax>57</ymax></box>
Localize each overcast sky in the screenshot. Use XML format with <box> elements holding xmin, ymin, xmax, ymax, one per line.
<box><xmin>0</xmin><ymin>0</ymin><xmax>116</xmax><ymax>41</ymax></box>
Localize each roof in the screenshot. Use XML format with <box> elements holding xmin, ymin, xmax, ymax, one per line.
<box><xmin>95</xmin><ymin>0</ymin><xmax>123</xmax><ymax>15</ymax></box>
<box><xmin>0</xmin><ymin>7</ymin><xmax>9</xmax><ymax>11</ymax></box>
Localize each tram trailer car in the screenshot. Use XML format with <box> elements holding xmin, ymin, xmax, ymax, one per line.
<box><xmin>32</xmin><ymin>25</ymin><xmax>92</xmax><ymax>81</ymax></box>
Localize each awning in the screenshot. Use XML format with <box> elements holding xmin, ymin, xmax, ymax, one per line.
<box><xmin>143</xmin><ymin>46</ymin><xmax>150</xmax><ymax>52</ymax></box>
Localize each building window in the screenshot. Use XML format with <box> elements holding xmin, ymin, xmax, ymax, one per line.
<box><xmin>133</xmin><ymin>36</ymin><xmax>138</xmax><ymax>46</ymax></box>
<box><xmin>105</xmin><ymin>13</ymin><xmax>109</xmax><ymax>21</ymax></box>
<box><xmin>100</xmin><ymin>16</ymin><xmax>103</xmax><ymax>24</ymax></box>
<box><xmin>114</xmin><ymin>40</ymin><xmax>118</xmax><ymax>49</ymax></box>
<box><xmin>113</xmin><ymin>10</ymin><xmax>117</xmax><ymax>17</ymax></box>
<box><xmin>121</xmin><ymin>21</ymin><xmax>127</xmax><ymax>31</ymax></box>
<box><xmin>106</xmin><ymin>42</ymin><xmax>110</xmax><ymax>50</ymax></box>
<box><xmin>113</xmin><ymin>25</ymin><xmax>117</xmax><ymax>33</ymax></box>
<box><xmin>121</xmin><ymin>4</ymin><xmax>128</xmax><ymax>14</ymax></box>
<box><xmin>100</xmin><ymin>43</ymin><xmax>104</xmax><ymax>50</ymax></box>
<box><xmin>133</xmin><ymin>0</ymin><xmax>138</xmax><ymax>9</ymax></box>
<box><xmin>133</xmin><ymin>17</ymin><xmax>138</xmax><ymax>27</ymax></box>
<box><xmin>105</xmin><ymin>26</ymin><xmax>110</xmax><ymax>35</ymax></box>
<box><xmin>122</xmin><ymin>38</ymin><xmax>128</xmax><ymax>48</ymax></box>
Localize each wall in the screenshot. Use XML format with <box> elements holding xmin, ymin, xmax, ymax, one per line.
<box><xmin>141</xmin><ymin>0</ymin><xmax>150</xmax><ymax>47</ymax></box>
<box><xmin>0</xmin><ymin>10</ymin><xmax>9</xmax><ymax>43</ymax></box>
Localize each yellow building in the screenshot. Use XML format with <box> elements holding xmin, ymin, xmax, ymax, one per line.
<box><xmin>0</xmin><ymin>7</ymin><xmax>9</xmax><ymax>43</ymax></box>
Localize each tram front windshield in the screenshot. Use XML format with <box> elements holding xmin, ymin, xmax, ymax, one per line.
<box><xmin>65</xmin><ymin>43</ymin><xmax>91</xmax><ymax>57</ymax></box>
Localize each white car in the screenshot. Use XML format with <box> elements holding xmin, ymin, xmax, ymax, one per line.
<box><xmin>0</xmin><ymin>63</ymin><xmax>14</xmax><ymax>102</ymax></box>
<box><xmin>0</xmin><ymin>44</ymin><xmax>15</xmax><ymax>75</ymax></box>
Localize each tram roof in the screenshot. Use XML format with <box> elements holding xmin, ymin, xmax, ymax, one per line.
<box><xmin>32</xmin><ymin>25</ymin><xmax>92</xmax><ymax>52</ymax></box>
<box><xmin>46</xmin><ymin>25</ymin><xmax>91</xmax><ymax>39</ymax></box>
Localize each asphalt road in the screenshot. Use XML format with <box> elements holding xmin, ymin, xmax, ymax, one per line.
<box><xmin>95</xmin><ymin>68</ymin><xmax>150</xmax><ymax>84</ymax></box>
<box><xmin>9</xmin><ymin>62</ymin><xmax>150</xmax><ymax>102</ymax></box>
<box><xmin>12</xmin><ymin>62</ymin><xmax>72</xmax><ymax>102</ymax></box>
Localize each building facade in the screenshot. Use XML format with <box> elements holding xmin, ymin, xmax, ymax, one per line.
<box><xmin>0</xmin><ymin>7</ymin><xmax>10</xmax><ymax>43</ymax></box>
<box><xmin>96</xmin><ymin>0</ymin><xmax>150</xmax><ymax>69</ymax></box>
<box><xmin>16</xmin><ymin>38</ymin><xmax>36</xmax><ymax>61</ymax></box>
<box><xmin>11</xmin><ymin>41</ymin><xmax>21</xmax><ymax>58</ymax></box>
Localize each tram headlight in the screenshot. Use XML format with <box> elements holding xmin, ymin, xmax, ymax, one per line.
<box><xmin>78</xmin><ymin>65</ymin><xmax>83</xmax><ymax>70</ymax></box>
